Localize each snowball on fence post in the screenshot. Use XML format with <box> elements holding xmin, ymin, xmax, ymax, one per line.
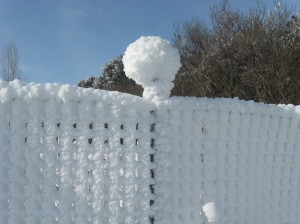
<box><xmin>123</xmin><ymin>36</ymin><xmax>181</xmax><ymax>101</ymax></box>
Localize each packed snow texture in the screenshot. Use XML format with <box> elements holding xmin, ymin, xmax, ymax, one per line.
<box><xmin>154</xmin><ymin>97</ymin><xmax>300</xmax><ymax>224</ymax></box>
<box><xmin>123</xmin><ymin>36</ymin><xmax>181</xmax><ymax>101</ymax></box>
<box><xmin>202</xmin><ymin>202</ymin><xmax>219</xmax><ymax>222</ymax></box>
<box><xmin>0</xmin><ymin>80</ymin><xmax>155</xmax><ymax>224</ymax></box>
<box><xmin>1</xmin><ymin>81</ymin><xmax>300</xmax><ymax>223</ymax></box>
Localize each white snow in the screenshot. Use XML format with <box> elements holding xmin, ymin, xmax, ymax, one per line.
<box><xmin>1</xmin><ymin>36</ymin><xmax>300</xmax><ymax>224</ymax></box>
<box><xmin>123</xmin><ymin>36</ymin><xmax>181</xmax><ymax>101</ymax></box>
<box><xmin>203</xmin><ymin>202</ymin><xmax>219</xmax><ymax>223</ymax></box>
<box><xmin>154</xmin><ymin>96</ymin><xmax>300</xmax><ymax>224</ymax></box>
<box><xmin>0</xmin><ymin>80</ymin><xmax>155</xmax><ymax>223</ymax></box>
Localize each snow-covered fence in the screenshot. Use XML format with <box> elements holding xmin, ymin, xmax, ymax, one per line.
<box><xmin>1</xmin><ymin>36</ymin><xmax>300</xmax><ymax>224</ymax></box>
<box><xmin>0</xmin><ymin>82</ymin><xmax>156</xmax><ymax>224</ymax></box>
<box><xmin>154</xmin><ymin>98</ymin><xmax>300</xmax><ymax>224</ymax></box>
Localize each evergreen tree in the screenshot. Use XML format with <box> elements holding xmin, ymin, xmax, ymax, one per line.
<box><xmin>78</xmin><ymin>56</ymin><xmax>142</xmax><ymax>96</ymax></box>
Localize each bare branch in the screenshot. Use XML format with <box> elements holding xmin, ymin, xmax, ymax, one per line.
<box><xmin>172</xmin><ymin>0</ymin><xmax>300</xmax><ymax>105</ymax></box>
<box><xmin>1</xmin><ymin>43</ymin><xmax>22</xmax><ymax>81</ymax></box>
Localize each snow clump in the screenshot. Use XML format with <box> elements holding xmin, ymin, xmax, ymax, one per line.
<box><xmin>202</xmin><ymin>202</ymin><xmax>219</xmax><ymax>223</ymax></box>
<box><xmin>123</xmin><ymin>36</ymin><xmax>181</xmax><ymax>101</ymax></box>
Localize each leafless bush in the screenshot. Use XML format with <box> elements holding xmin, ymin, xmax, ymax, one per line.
<box><xmin>1</xmin><ymin>43</ymin><xmax>22</xmax><ymax>81</ymax></box>
<box><xmin>172</xmin><ymin>1</ymin><xmax>300</xmax><ymax>105</ymax></box>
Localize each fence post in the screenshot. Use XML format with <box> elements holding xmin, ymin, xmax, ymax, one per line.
<box><xmin>123</xmin><ymin>36</ymin><xmax>181</xmax><ymax>101</ymax></box>
<box><xmin>123</xmin><ymin>36</ymin><xmax>181</xmax><ymax>223</ymax></box>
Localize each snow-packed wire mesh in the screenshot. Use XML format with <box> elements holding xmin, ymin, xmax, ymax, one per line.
<box><xmin>1</xmin><ymin>36</ymin><xmax>300</xmax><ymax>224</ymax></box>
<box><xmin>154</xmin><ymin>97</ymin><xmax>300</xmax><ymax>224</ymax></box>
<box><xmin>0</xmin><ymin>81</ymin><xmax>155</xmax><ymax>224</ymax></box>
<box><xmin>1</xmin><ymin>81</ymin><xmax>300</xmax><ymax>224</ymax></box>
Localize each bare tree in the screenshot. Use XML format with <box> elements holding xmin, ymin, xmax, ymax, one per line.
<box><xmin>1</xmin><ymin>43</ymin><xmax>22</xmax><ymax>81</ymax></box>
<box><xmin>172</xmin><ymin>1</ymin><xmax>300</xmax><ymax>105</ymax></box>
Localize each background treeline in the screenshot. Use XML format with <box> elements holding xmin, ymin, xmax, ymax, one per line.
<box><xmin>78</xmin><ymin>1</ymin><xmax>300</xmax><ymax>105</ymax></box>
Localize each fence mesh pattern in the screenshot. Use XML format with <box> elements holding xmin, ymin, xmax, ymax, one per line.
<box><xmin>0</xmin><ymin>82</ymin><xmax>155</xmax><ymax>224</ymax></box>
<box><xmin>1</xmin><ymin>81</ymin><xmax>300</xmax><ymax>224</ymax></box>
<box><xmin>155</xmin><ymin>98</ymin><xmax>300</xmax><ymax>224</ymax></box>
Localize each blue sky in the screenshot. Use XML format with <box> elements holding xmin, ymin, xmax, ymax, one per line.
<box><xmin>0</xmin><ymin>0</ymin><xmax>299</xmax><ymax>85</ymax></box>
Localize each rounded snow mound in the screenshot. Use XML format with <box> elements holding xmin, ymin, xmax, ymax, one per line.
<box><xmin>123</xmin><ymin>36</ymin><xmax>181</xmax><ymax>101</ymax></box>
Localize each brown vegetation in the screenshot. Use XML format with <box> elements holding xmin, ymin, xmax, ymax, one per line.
<box><xmin>79</xmin><ymin>1</ymin><xmax>300</xmax><ymax>104</ymax></box>
<box><xmin>172</xmin><ymin>1</ymin><xmax>300</xmax><ymax>104</ymax></box>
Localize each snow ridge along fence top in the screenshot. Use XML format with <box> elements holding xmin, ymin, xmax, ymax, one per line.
<box><xmin>0</xmin><ymin>36</ymin><xmax>300</xmax><ymax>224</ymax></box>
